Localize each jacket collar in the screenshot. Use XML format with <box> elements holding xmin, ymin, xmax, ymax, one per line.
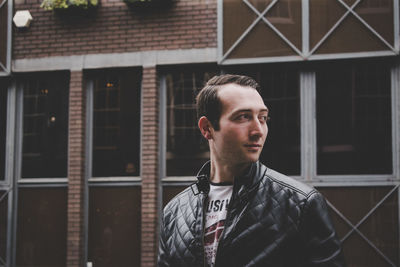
<box><xmin>191</xmin><ymin>161</ymin><xmax>265</xmax><ymax>195</ymax></box>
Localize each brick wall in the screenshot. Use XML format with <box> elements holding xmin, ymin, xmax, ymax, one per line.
<box><xmin>141</xmin><ymin>66</ymin><xmax>159</xmax><ymax>267</ymax></box>
<box><xmin>13</xmin><ymin>0</ymin><xmax>217</xmax><ymax>59</ymax></box>
<box><xmin>67</xmin><ymin>70</ymin><xmax>85</xmax><ymax>267</ymax></box>
<box><xmin>12</xmin><ymin>0</ymin><xmax>217</xmax><ymax>266</ymax></box>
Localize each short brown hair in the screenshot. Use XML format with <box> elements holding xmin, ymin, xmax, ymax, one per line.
<box><xmin>196</xmin><ymin>74</ymin><xmax>260</xmax><ymax>130</ymax></box>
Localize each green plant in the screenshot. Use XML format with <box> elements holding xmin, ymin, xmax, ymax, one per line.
<box><xmin>40</xmin><ymin>0</ymin><xmax>98</xmax><ymax>10</ymax></box>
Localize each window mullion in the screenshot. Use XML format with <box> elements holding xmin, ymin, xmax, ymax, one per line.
<box><xmin>159</xmin><ymin>75</ymin><xmax>166</xmax><ymax>181</ymax></box>
<box><xmin>394</xmin><ymin>61</ymin><xmax>400</xmax><ymax>266</ymax></box>
<box><xmin>4</xmin><ymin>81</ymin><xmax>16</xmax><ymax>267</ymax></box>
<box><xmin>86</xmin><ymin>79</ymin><xmax>94</xmax><ymax>180</ymax></box>
<box><xmin>4</xmin><ymin>82</ymin><xmax>15</xmax><ymax>186</ymax></box>
<box><xmin>13</xmin><ymin>83</ymin><xmax>24</xmax><ymax>185</ymax></box>
<box><xmin>391</xmin><ymin>61</ymin><xmax>400</xmax><ymax>179</ymax></box>
<box><xmin>84</xmin><ymin>77</ymin><xmax>93</xmax><ymax>266</ymax></box>
<box><xmin>300</xmin><ymin>71</ymin><xmax>316</xmax><ymax>181</ymax></box>
<box><xmin>301</xmin><ymin>0</ymin><xmax>309</xmax><ymax>58</ymax></box>
<box><xmin>394</xmin><ymin>0</ymin><xmax>399</xmax><ymax>52</ymax></box>
<box><xmin>10</xmin><ymin>81</ymin><xmax>23</xmax><ymax>267</ymax></box>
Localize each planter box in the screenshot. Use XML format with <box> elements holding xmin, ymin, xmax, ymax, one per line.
<box><xmin>41</xmin><ymin>0</ymin><xmax>99</xmax><ymax>17</ymax></box>
<box><xmin>123</xmin><ymin>0</ymin><xmax>172</xmax><ymax>10</ymax></box>
<box><xmin>54</xmin><ymin>4</ymin><xmax>98</xmax><ymax>17</ymax></box>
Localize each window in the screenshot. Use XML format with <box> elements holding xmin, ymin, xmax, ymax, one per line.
<box><xmin>222</xmin><ymin>0</ymin><xmax>301</xmax><ymax>59</ymax></box>
<box><xmin>16</xmin><ymin>187</ymin><xmax>67</xmax><ymax>267</ymax></box>
<box><xmin>220</xmin><ymin>0</ymin><xmax>398</xmax><ymax>63</ymax></box>
<box><xmin>225</xmin><ymin>65</ymin><xmax>301</xmax><ymax>175</ymax></box>
<box><xmin>165</xmin><ymin>66</ymin><xmax>218</xmax><ymax>176</ymax></box>
<box><xmin>163</xmin><ymin>65</ymin><xmax>300</xmax><ymax>176</ymax></box>
<box><xmin>318</xmin><ymin>186</ymin><xmax>399</xmax><ymax>266</ymax></box>
<box><xmin>88</xmin><ymin>187</ymin><xmax>141</xmax><ymax>267</ymax></box>
<box><xmin>310</xmin><ymin>0</ymin><xmax>393</xmax><ymax>55</ymax></box>
<box><xmin>0</xmin><ymin>72</ymin><xmax>70</xmax><ymax>267</ymax></box>
<box><xmin>161</xmin><ymin>61</ymin><xmax>399</xmax><ymax>267</ymax></box>
<box><xmin>21</xmin><ymin>73</ymin><xmax>69</xmax><ymax>178</ymax></box>
<box><xmin>91</xmin><ymin>69</ymin><xmax>141</xmax><ymax>177</ymax></box>
<box><xmin>316</xmin><ymin>60</ymin><xmax>392</xmax><ymax>175</ymax></box>
<box><xmin>87</xmin><ymin>68</ymin><xmax>142</xmax><ymax>267</ymax></box>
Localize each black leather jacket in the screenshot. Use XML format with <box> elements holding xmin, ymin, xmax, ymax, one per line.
<box><xmin>158</xmin><ymin>161</ymin><xmax>345</xmax><ymax>267</ymax></box>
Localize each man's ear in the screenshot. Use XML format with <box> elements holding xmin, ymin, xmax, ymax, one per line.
<box><xmin>198</xmin><ymin>116</ymin><xmax>213</xmax><ymax>140</ymax></box>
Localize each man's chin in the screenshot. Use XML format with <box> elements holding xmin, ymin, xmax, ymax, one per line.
<box><xmin>244</xmin><ymin>154</ymin><xmax>260</xmax><ymax>163</ymax></box>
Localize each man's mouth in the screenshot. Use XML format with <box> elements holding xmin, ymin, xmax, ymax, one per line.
<box><xmin>244</xmin><ymin>144</ymin><xmax>262</xmax><ymax>149</ymax></box>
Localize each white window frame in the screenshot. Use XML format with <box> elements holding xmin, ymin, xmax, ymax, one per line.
<box><xmin>0</xmin><ymin>0</ymin><xmax>12</xmax><ymax>76</ymax></box>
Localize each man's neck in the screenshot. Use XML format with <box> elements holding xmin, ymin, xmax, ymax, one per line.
<box><xmin>209</xmin><ymin>159</ymin><xmax>251</xmax><ymax>184</ymax></box>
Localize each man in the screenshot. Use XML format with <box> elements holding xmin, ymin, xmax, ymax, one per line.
<box><xmin>158</xmin><ymin>74</ymin><xmax>345</xmax><ymax>266</ymax></box>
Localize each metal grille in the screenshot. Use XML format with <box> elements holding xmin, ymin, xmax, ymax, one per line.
<box><xmin>324</xmin><ymin>186</ymin><xmax>400</xmax><ymax>266</ymax></box>
<box><xmin>219</xmin><ymin>0</ymin><xmax>400</xmax><ymax>64</ymax></box>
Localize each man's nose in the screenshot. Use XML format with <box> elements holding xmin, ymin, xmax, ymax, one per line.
<box><xmin>250</xmin><ymin>118</ymin><xmax>265</xmax><ymax>138</ymax></box>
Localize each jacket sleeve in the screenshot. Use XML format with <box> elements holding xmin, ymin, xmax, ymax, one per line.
<box><xmin>157</xmin><ymin>211</ymin><xmax>170</xmax><ymax>267</ymax></box>
<box><xmin>301</xmin><ymin>191</ymin><xmax>346</xmax><ymax>267</ymax></box>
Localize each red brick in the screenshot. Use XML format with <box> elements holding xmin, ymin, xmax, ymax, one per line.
<box><xmin>66</xmin><ymin>71</ymin><xmax>86</xmax><ymax>267</ymax></box>
<box><xmin>13</xmin><ymin>0</ymin><xmax>217</xmax><ymax>59</ymax></box>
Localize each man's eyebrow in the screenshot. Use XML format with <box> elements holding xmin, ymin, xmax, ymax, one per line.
<box><xmin>231</xmin><ymin>108</ymin><xmax>269</xmax><ymax>115</ymax></box>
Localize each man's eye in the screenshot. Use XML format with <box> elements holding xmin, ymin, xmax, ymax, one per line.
<box><xmin>237</xmin><ymin>114</ymin><xmax>250</xmax><ymax>121</ymax></box>
<box><xmin>259</xmin><ymin>115</ymin><xmax>269</xmax><ymax>123</ymax></box>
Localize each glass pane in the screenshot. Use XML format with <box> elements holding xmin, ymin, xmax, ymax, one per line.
<box><xmin>314</xmin><ymin>14</ymin><xmax>387</xmax><ymax>54</ymax></box>
<box><xmin>359</xmin><ymin>189</ymin><xmax>399</xmax><ymax>266</ymax></box>
<box><xmin>0</xmin><ymin>190</ymin><xmax>7</xmax><ymax>264</ymax></box>
<box><xmin>16</xmin><ymin>187</ymin><xmax>67</xmax><ymax>267</ymax></box>
<box><xmin>265</xmin><ymin>0</ymin><xmax>302</xmax><ymax>50</ymax></box>
<box><xmin>163</xmin><ymin>186</ymin><xmax>187</xmax><ymax>207</ymax></box>
<box><xmin>310</xmin><ymin>0</ymin><xmax>392</xmax><ymax>55</ymax></box>
<box><xmin>223</xmin><ymin>0</ymin><xmax>258</xmax><ymax>55</ymax></box>
<box><xmin>21</xmin><ymin>72</ymin><xmax>69</xmax><ymax>178</ymax></box>
<box><xmin>355</xmin><ymin>0</ymin><xmax>393</xmax><ymax>46</ymax></box>
<box><xmin>225</xmin><ymin>65</ymin><xmax>301</xmax><ymax>175</ymax></box>
<box><xmin>0</xmin><ymin>84</ymin><xmax>6</xmax><ymax>181</ymax></box>
<box><xmin>318</xmin><ymin>187</ymin><xmax>399</xmax><ymax>267</ymax></box>
<box><xmin>229</xmin><ymin>21</ymin><xmax>298</xmax><ymax>59</ymax></box>
<box><xmin>223</xmin><ymin>0</ymin><xmax>301</xmax><ymax>59</ymax></box>
<box><xmin>316</xmin><ymin>60</ymin><xmax>392</xmax><ymax>175</ymax></box>
<box><xmin>165</xmin><ymin>66</ymin><xmax>218</xmax><ymax>176</ymax></box>
<box><xmin>310</xmin><ymin>0</ymin><xmax>347</xmax><ymax>50</ymax></box>
<box><xmin>92</xmin><ymin>69</ymin><xmax>141</xmax><ymax>177</ymax></box>
<box><xmin>88</xmin><ymin>187</ymin><xmax>141</xmax><ymax>267</ymax></box>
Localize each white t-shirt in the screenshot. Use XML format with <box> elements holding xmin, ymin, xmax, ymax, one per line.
<box><xmin>204</xmin><ymin>183</ymin><xmax>233</xmax><ymax>267</ymax></box>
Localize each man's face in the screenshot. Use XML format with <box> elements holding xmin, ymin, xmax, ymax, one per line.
<box><xmin>209</xmin><ymin>84</ymin><xmax>269</xmax><ymax>166</ymax></box>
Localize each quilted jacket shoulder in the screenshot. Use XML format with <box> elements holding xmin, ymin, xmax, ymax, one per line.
<box><xmin>265</xmin><ymin>168</ymin><xmax>315</xmax><ymax>197</ymax></box>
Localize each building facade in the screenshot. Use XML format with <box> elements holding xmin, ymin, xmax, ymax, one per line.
<box><xmin>1</xmin><ymin>0</ymin><xmax>399</xmax><ymax>266</ymax></box>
